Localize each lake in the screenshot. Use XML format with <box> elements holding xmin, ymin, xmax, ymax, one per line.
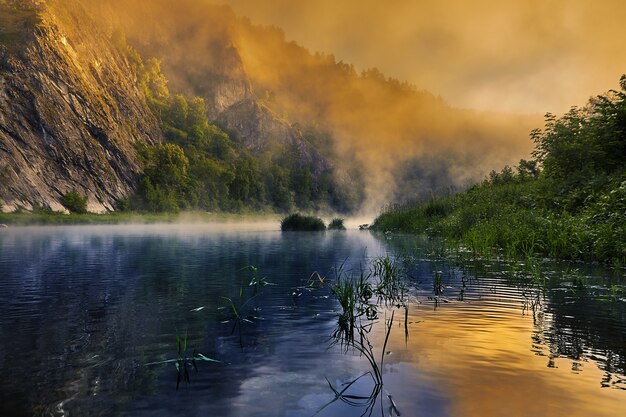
<box><xmin>0</xmin><ymin>224</ymin><xmax>624</xmax><ymax>416</ymax></box>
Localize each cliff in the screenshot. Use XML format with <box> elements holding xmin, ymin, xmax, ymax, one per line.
<box><xmin>0</xmin><ymin>0</ymin><xmax>162</xmax><ymax>212</ymax></box>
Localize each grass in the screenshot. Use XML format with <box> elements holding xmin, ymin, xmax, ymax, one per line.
<box><xmin>324</xmin><ymin>256</ymin><xmax>408</xmax><ymax>415</ymax></box>
<box><xmin>372</xmin><ymin>175</ymin><xmax>626</xmax><ymax>264</ymax></box>
<box><xmin>0</xmin><ymin>210</ymin><xmax>280</xmax><ymax>226</ymax></box>
<box><xmin>280</xmin><ymin>213</ymin><xmax>326</xmax><ymax>231</ymax></box>
<box><xmin>144</xmin><ymin>333</ymin><xmax>220</xmax><ymax>390</ymax></box>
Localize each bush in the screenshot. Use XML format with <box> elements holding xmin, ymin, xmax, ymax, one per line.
<box><xmin>328</xmin><ymin>218</ymin><xmax>346</xmax><ymax>230</ymax></box>
<box><xmin>61</xmin><ymin>190</ymin><xmax>88</xmax><ymax>214</ymax></box>
<box><xmin>280</xmin><ymin>213</ymin><xmax>326</xmax><ymax>231</ymax></box>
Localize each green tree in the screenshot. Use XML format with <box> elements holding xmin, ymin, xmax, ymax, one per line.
<box><xmin>138</xmin><ymin>143</ymin><xmax>190</xmax><ymax>212</ymax></box>
<box><xmin>61</xmin><ymin>190</ymin><xmax>88</xmax><ymax>214</ymax></box>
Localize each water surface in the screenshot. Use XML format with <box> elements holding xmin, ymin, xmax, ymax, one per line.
<box><xmin>0</xmin><ymin>224</ymin><xmax>624</xmax><ymax>416</ymax></box>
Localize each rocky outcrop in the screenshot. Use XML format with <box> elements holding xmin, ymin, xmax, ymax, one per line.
<box><xmin>217</xmin><ymin>98</ymin><xmax>331</xmax><ymax>175</ymax></box>
<box><xmin>105</xmin><ymin>0</ymin><xmax>333</xmax><ymax>177</ymax></box>
<box><xmin>0</xmin><ymin>0</ymin><xmax>162</xmax><ymax>212</ymax></box>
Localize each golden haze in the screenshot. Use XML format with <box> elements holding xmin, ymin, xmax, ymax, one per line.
<box><xmin>223</xmin><ymin>0</ymin><xmax>626</xmax><ymax>114</ymax></box>
<box><xmin>80</xmin><ymin>0</ymin><xmax>585</xmax><ymax>210</ymax></box>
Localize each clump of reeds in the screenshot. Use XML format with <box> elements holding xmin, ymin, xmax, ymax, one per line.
<box><xmin>280</xmin><ymin>213</ymin><xmax>326</xmax><ymax>231</ymax></box>
<box><xmin>328</xmin><ymin>218</ymin><xmax>347</xmax><ymax>230</ymax></box>
<box><xmin>323</xmin><ymin>256</ymin><xmax>409</xmax><ymax>415</ymax></box>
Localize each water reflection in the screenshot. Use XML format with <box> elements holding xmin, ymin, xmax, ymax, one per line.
<box><xmin>0</xmin><ymin>226</ymin><xmax>623</xmax><ymax>417</ymax></box>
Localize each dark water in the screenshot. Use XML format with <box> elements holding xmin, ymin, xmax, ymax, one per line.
<box><xmin>0</xmin><ymin>224</ymin><xmax>624</xmax><ymax>417</ymax></box>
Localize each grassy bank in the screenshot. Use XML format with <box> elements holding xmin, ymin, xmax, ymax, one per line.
<box><xmin>0</xmin><ymin>210</ymin><xmax>281</xmax><ymax>226</ymax></box>
<box><xmin>373</xmin><ymin>175</ymin><xmax>625</xmax><ymax>264</ymax></box>
<box><xmin>373</xmin><ymin>77</ymin><xmax>626</xmax><ymax>265</ymax></box>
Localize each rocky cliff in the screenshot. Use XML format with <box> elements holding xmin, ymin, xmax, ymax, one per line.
<box><xmin>0</xmin><ymin>0</ymin><xmax>162</xmax><ymax>212</ymax></box>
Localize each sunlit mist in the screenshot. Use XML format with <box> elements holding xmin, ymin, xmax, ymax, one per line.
<box><xmin>221</xmin><ymin>0</ymin><xmax>626</xmax><ymax>114</ymax></box>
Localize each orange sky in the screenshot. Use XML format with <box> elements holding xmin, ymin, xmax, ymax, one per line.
<box><xmin>220</xmin><ymin>0</ymin><xmax>626</xmax><ymax>114</ymax></box>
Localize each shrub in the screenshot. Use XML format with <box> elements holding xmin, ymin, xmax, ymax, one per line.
<box><xmin>280</xmin><ymin>213</ymin><xmax>326</xmax><ymax>231</ymax></box>
<box><xmin>328</xmin><ymin>218</ymin><xmax>346</xmax><ymax>230</ymax></box>
<box><xmin>61</xmin><ymin>190</ymin><xmax>88</xmax><ymax>214</ymax></box>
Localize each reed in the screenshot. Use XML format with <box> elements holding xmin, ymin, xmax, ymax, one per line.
<box><xmin>325</xmin><ymin>257</ymin><xmax>408</xmax><ymax>416</ymax></box>
<box><xmin>144</xmin><ymin>333</ymin><xmax>220</xmax><ymax>390</ymax></box>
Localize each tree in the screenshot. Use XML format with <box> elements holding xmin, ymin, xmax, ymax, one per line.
<box><xmin>61</xmin><ymin>190</ymin><xmax>88</xmax><ymax>214</ymax></box>
<box><xmin>137</xmin><ymin>144</ymin><xmax>190</xmax><ymax>212</ymax></box>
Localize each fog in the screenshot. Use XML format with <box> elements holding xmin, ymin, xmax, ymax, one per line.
<box><xmin>73</xmin><ymin>0</ymin><xmax>602</xmax><ymax>212</ymax></box>
<box><xmin>222</xmin><ymin>0</ymin><xmax>626</xmax><ymax>115</ymax></box>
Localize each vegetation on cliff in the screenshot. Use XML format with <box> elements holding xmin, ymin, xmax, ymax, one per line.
<box><xmin>373</xmin><ymin>76</ymin><xmax>626</xmax><ymax>264</ymax></box>
<box><xmin>118</xmin><ymin>41</ymin><xmax>360</xmax><ymax>214</ymax></box>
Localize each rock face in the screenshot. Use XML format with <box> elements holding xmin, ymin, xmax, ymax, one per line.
<box><xmin>217</xmin><ymin>98</ymin><xmax>331</xmax><ymax>175</ymax></box>
<box><xmin>0</xmin><ymin>0</ymin><xmax>161</xmax><ymax>212</ymax></box>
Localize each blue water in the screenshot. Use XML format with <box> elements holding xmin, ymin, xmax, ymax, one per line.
<box><xmin>0</xmin><ymin>224</ymin><xmax>624</xmax><ymax>417</ymax></box>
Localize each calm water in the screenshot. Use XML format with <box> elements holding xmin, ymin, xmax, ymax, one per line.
<box><xmin>0</xmin><ymin>224</ymin><xmax>624</xmax><ymax>417</ymax></box>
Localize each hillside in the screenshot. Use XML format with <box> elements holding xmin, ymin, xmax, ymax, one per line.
<box><xmin>94</xmin><ymin>0</ymin><xmax>539</xmax><ymax>210</ymax></box>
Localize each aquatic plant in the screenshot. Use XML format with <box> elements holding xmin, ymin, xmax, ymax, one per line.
<box><xmin>433</xmin><ymin>270</ymin><xmax>444</xmax><ymax>297</ymax></box>
<box><xmin>371</xmin><ymin>256</ymin><xmax>407</xmax><ymax>306</ymax></box>
<box><xmin>280</xmin><ymin>213</ymin><xmax>326</xmax><ymax>231</ymax></box>
<box><xmin>218</xmin><ymin>265</ymin><xmax>273</xmax><ymax>345</ymax></box>
<box><xmin>324</xmin><ymin>257</ymin><xmax>410</xmax><ymax>416</ymax></box>
<box><xmin>328</xmin><ymin>218</ymin><xmax>347</xmax><ymax>230</ymax></box>
<box><xmin>144</xmin><ymin>333</ymin><xmax>220</xmax><ymax>390</ymax></box>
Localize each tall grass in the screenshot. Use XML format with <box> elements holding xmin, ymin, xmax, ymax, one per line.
<box><xmin>324</xmin><ymin>256</ymin><xmax>408</xmax><ymax>415</ymax></box>
<box><xmin>371</xmin><ymin>176</ymin><xmax>626</xmax><ymax>264</ymax></box>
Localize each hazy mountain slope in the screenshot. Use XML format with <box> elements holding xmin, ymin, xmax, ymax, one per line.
<box><xmin>95</xmin><ymin>0</ymin><xmax>539</xmax><ymax>211</ymax></box>
<box><xmin>0</xmin><ymin>0</ymin><xmax>539</xmax><ymax>214</ymax></box>
<box><xmin>0</xmin><ymin>0</ymin><xmax>161</xmax><ymax>212</ymax></box>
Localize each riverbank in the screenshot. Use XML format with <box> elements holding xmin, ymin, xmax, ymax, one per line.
<box><xmin>0</xmin><ymin>210</ymin><xmax>282</xmax><ymax>226</ymax></box>
<box><xmin>374</xmin><ymin>77</ymin><xmax>626</xmax><ymax>265</ymax></box>
<box><xmin>372</xmin><ymin>174</ymin><xmax>625</xmax><ymax>265</ymax></box>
